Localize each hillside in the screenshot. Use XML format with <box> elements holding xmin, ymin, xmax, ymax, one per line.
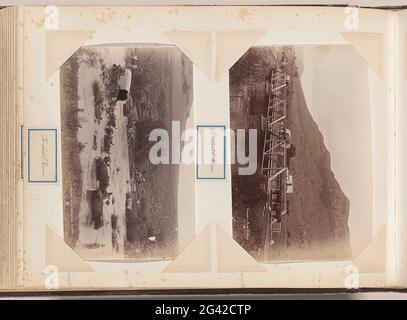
<box><xmin>124</xmin><ymin>48</ymin><xmax>193</xmax><ymax>259</ymax></box>
<box><xmin>279</xmin><ymin>77</ymin><xmax>352</xmax><ymax>260</ymax></box>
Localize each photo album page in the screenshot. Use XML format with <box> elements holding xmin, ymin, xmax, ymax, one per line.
<box><xmin>1</xmin><ymin>5</ymin><xmax>405</xmax><ymax>290</ymax></box>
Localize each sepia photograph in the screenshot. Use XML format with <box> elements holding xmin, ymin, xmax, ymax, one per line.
<box><xmin>230</xmin><ymin>45</ymin><xmax>373</xmax><ymax>261</ymax></box>
<box><xmin>60</xmin><ymin>46</ymin><xmax>193</xmax><ymax>259</ymax></box>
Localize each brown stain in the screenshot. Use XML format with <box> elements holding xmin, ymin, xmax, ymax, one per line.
<box><xmin>36</xmin><ymin>18</ymin><xmax>45</xmax><ymax>28</ymax></box>
<box><xmin>96</xmin><ymin>9</ymin><xmax>117</xmax><ymax>23</ymax></box>
<box><xmin>238</xmin><ymin>8</ymin><xmax>250</xmax><ymax>22</ymax></box>
<box><xmin>168</xmin><ymin>8</ymin><xmax>179</xmax><ymax>15</ymax></box>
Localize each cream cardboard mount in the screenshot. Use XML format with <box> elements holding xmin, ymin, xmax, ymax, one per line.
<box><xmin>163</xmin><ymin>30</ymin><xmax>266</xmax><ymax>81</ymax></box>
<box><xmin>44</xmin><ymin>28</ymin><xmax>386</xmax><ymax>275</ymax></box>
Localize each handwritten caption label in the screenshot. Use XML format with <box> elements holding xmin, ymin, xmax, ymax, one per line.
<box><xmin>28</xmin><ymin>129</ymin><xmax>57</xmax><ymax>183</ymax></box>
<box><xmin>196</xmin><ymin>125</ymin><xmax>225</xmax><ymax>179</ymax></box>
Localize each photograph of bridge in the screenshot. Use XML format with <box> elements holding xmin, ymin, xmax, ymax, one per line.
<box><xmin>230</xmin><ymin>45</ymin><xmax>372</xmax><ymax>261</ymax></box>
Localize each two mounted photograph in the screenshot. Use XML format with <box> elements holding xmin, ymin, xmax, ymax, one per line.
<box><xmin>0</xmin><ymin>5</ymin><xmax>404</xmax><ymax>291</ymax></box>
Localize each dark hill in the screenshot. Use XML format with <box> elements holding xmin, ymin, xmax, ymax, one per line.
<box><xmin>281</xmin><ymin>77</ymin><xmax>351</xmax><ymax>260</ymax></box>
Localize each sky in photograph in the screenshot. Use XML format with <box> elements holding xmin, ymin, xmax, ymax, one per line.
<box><xmin>296</xmin><ymin>45</ymin><xmax>373</xmax><ymax>256</ymax></box>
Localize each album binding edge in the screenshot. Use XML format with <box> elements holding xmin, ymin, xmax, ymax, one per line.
<box><xmin>0</xmin><ymin>6</ymin><xmax>24</xmax><ymax>289</ymax></box>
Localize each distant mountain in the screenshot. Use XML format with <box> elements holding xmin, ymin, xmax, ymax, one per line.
<box><xmin>285</xmin><ymin>77</ymin><xmax>352</xmax><ymax>260</ymax></box>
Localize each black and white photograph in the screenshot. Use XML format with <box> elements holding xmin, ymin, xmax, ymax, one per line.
<box><xmin>230</xmin><ymin>45</ymin><xmax>373</xmax><ymax>261</ymax></box>
<box><xmin>60</xmin><ymin>46</ymin><xmax>193</xmax><ymax>259</ymax></box>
